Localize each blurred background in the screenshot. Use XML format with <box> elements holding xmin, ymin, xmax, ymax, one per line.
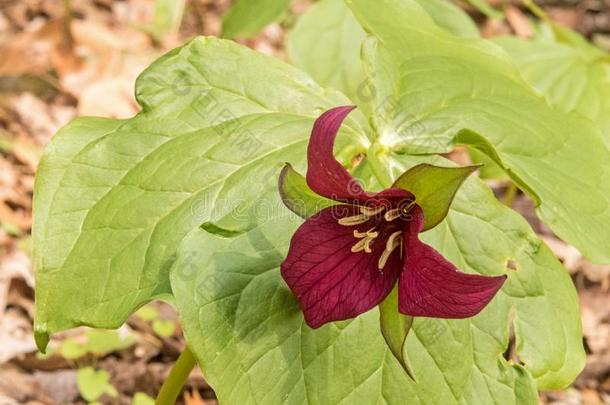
<box><xmin>0</xmin><ymin>0</ymin><xmax>609</xmax><ymax>404</ymax></box>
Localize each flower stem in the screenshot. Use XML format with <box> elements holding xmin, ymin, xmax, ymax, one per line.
<box><xmin>155</xmin><ymin>346</ymin><xmax>197</xmax><ymax>405</ymax></box>
<box><xmin>503</xmin><ymin>183</ymin><xmax>518</xmax><ymax>207</ymax></box>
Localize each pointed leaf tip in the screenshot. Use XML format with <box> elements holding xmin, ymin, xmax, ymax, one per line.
<box><xmin>278</xmin><ymin>163</ymin><xmax>335</xmax><ymax>218</ymax></box>
<box><xmin>34</xmin><ymin>323</ymin><xmax>50</xmax><ymax>353</ymax></box>
<box><xmin>393</xmin><ymin>163</ymin><xmax>480</xmax><ymax>230</ymax></box>
<box><xmin>379</xmin><ymin>286</ymin><xmax>416</xmax><ymax>380</ymax></box>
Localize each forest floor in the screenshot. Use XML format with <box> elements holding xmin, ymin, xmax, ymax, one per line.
<box><xmin>0</xmin><ymin>1</ymin><xmax>609</xmax><ymax>404</ymax></box>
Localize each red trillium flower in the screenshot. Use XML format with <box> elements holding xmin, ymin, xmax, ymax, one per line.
<box><xmin>280</xmin><ymin>106</ymin><xmax>507</xmax><ymax>328</ymax></box>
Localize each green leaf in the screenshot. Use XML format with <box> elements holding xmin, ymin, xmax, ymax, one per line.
<box><xmin>379</xmin><ymin>285</ymin><xmax>415</xmax><ymax>379</ymax></box>
<box><xmin>287</xmin><ymin>0</ymin><xmax>367</xmax><ymax>104</ymax></box>
<box><xmin>171</xmin><ymin>148</ymin><xmax>583</xmax><ymax>403</ymax></box>
<box><xmin>347</xmin><ymin>0</ymin><xmax>610</xmax><ymax>264</ymax></box>
<box><xmin>393</xmin><ymin>163</ymin><xmax>479</xmax><ymax>230</ymax></box>
<box><xmin>278</xmin><ymin>163</ymin><xmax>335</xmax><ymax>218</ymax></box>
<box><xmin>76</xmin><ymin>367</ymin><xmax>117</xmax><ymax>402</ymax></box>
<box><xmin>59</xmin><ymin>337</ymin><xmax>88</xmax><ymax>360</ymax></box>
<box><xmin>132</xmin><ymin>392</ymin><xmax>155</xmax><ymax>405</ymax></box>
<box><xmin>85</xmin><ymin>329</ymin><xmax>135</xmax><ymax>354</ymax></box>
<box><xmin>287</xmin><ymin>0</ymin><xmax>477</xmax><ymax>105</ymax></box>
<box><xmin>34</xmin><ymin>8</ymin><xmax>586</xmax><ymax>403</ymax></box>
<box><xmin>33</xmin><ymin>37</ymin><xmax>363</xmax><ymax>346</ymax></box>
<box><xmin>416</xmin><ymin>0</ymin><xmax>480</xmax><ymax>38</ymax></box>
<box><xmin>494</xmin><ymin>34</ymin><xmax>610</xmax><ymax>140</ymax></box>
<box><xmin>58</xmin><ymin>329</ymin><xmax>135</xmax><ymax>359</ymax></box>
<box><xmin>147</xmin><ymin>0</ymin><xmax>186</xmax><ymax>40</ymax></box>
<box><xmin>468</xmin><ymin>148</ymin><xmax>507</xmax><ymax>180</ymax></box>
<box><xmin>222</xmin><ymin>0</ymin><xmax>291</xmax><ymax>39</ymax></box>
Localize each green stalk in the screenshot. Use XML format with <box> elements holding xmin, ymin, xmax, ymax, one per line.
<box><xmin>155</xmin><ymin>346</ymin><xmax>197</xmax><ymax>405</ymax></box>
<box><xmin>503</xmin><ymin>183</ymin><xmax>518</xmax><ymax>207</ymax></box>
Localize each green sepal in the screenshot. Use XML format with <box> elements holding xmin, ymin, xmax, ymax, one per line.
<box><xmin>278</xmin><ymin>163</ymin><xmax>336</xmax><ymax>218</ymax></box>
<box><xmin>392</xmin><ymin>163</ymin><xmax>480</xmax><ymax>231</ymax></box>
<box><xmin>379</xmin><ymin>285</ymin><xmax>415</xmax><ymax>380</ymax></box>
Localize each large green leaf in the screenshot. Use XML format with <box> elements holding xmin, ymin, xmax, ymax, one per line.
<box><xmin>171</xmin><ymin>151</ymin><xmax>582</xmax><ymax>404</ymax></box>
<box><xmin>494</xmin><ymin>34</ymin><xmax>610</xmax><ymax>141</ymax></box>
<box><xmin>33</xmin><ymin>6</ymin><xmax>587</xmax><ymax>403</ymax></box>
<box><xmin>346</xmin><ymin>0</ymin><xmax>610</xmax><ymax>264</ymax></box>
<box><xmin>287</xmin><ymin>0</ymin><xmax>367</xmax><ymax>104</ymax></box>
<box><xmin>33</xmin><ymin>37</ymin><xmax>364</xmax><ymax>343</ymax></box>
<box><xmin>222</xmin><ymin>0</ymin><xmax>291</xmax><ymax>39</ymax></box>
<box><xmin>287</xmin><ymin>0</ymin><xmax>478</xmax><ymax>104</ymax></box>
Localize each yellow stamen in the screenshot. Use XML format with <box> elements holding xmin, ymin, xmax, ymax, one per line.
<box><xmin>386</xmin><ymin>231</ymin><xmax>402</xmax><ymax>250</ymax></box>
<box><xmin>354</xmin><ymin>228</ymin><xmax>376</xmax><ymax>238</ymax></box>
<box><xmin>351</xmin><ymin>228</ymin><xmax>379</xmax><ymax>253</ymax></box>
<box><xmin>351</xmin><ymin>238</ymin><xmax>367</xmax><ymax>253</ymax></box>
<box><xmin>384</xmin><ymin>208</ymin><xmax>402</xmax><ymax>222</ymax></box>
<box><xmin>378</xmin><ymin>231</ymin><xmax>403</xmax><ymax>270</ymax></box>
<box><xmin>359</xmin><ymin>205</ymin><xmax>385</xmax><ymax>216</ymax></box>
<box><xmin>339</xmin><ymin>205</ymin><xmax>385</xmax><ymax>227</ymax></box>
<box><xmin>338</xmin><ymin>213</ymin><xmax>370</xmax><ymax>226</ymax></box>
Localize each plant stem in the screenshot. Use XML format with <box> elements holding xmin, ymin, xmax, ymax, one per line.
<box><xmin>503</xmin><ymin>183</ymin><xmax>518</xmax><ymax>207</ymax></box>
<box><xmin>155</xmin><ymin>346</ymin><xmax>197</xmax><ymax>405</ymax></box>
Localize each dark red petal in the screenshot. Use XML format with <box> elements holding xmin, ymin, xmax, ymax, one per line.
<box><xmin>281</xmin><ymin>205</ymin><xmax>401</xmax><ymax>328</ymax></box>
<box><xmin>398</xmin><ymin>207</ymin><xmax>506</xmax><ymax>318</ymax></box>
<box><xmin>306</xmin><ymin>106</ymin><xmax>370</xmax><ymax>203</ymax></box>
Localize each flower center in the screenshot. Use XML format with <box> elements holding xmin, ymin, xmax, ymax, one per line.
<box><xmin>351</xmin><ymin>228</ymin><xmax>379</xmax><ymax>253</ymax></box>
<box><xmin>337</xmin><ymin>201</ymin><xmax>415</xmax><ymax>271</ymax></box>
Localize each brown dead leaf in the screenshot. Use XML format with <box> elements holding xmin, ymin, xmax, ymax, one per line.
<box><xmin>506</xmin><ymin>6</ymin><xmax>534</xmax><ymax>38</ymax></box>
<box><xmin>481</xmin><ymin>17</ymin><xmax>511</xmax><ymax>38</ymax></box>
<box><xmin>71</xmin><ymin>19</ymin><xmax>150</xmax><ymax>54</ymax></box>
<box><xmin>580</xmin><ymin>288</ymin><xmax>610</xmax><ymax>355</ymax></box>
<box><xmin>0</xmin><ymin>309</ymin><xmax>36</xmax><ymax>364</ymax></box>
<box><xmin>0</xmin><ymin>19</ymin><xmax>66</xmax><ymax>77</ymax></box>
<box><xmin>78</xmin><ymin>77</ymin><xmax>141</xmax><ymax>118</ymax></box>
<box><xmin>12</xmin><ymin>93</ymin><xmax>75</xmax><ymax>146</ymax></box>
<box><xmin>581</xmin><ymin>388</ymin><xmax>603</xmax><ymax>405</ymax></box>
<box><xmin>547</xmin><ymin>7</ymin><xmax>580</xmax><ymax>30</ymax></box>
<box><xmin>0</xmin><ymin>249</ymin><xmax>34</xmax><ymax>314</ymax></box>
<box><xmin>541</xmin><ymin>235</ymin><xmax>610</xmax><ymax>286</ymax></box>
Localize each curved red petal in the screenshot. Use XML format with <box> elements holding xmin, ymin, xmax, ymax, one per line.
<box><xmin>398</xmin><ymin>207</ymin><xmax>506</xmax><ymax>318</ymax></box>
<box><xmin>306</xmin><ymin>106</ymin><xmax>370</xmax><ymax>203</ymax></box>
<box><xmin>281</xmin><ymin>205</ymin><xmax>401</xmax><ymax>328</ymax></box>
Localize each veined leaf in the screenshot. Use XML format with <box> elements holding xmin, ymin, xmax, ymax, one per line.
<box><xmin>287</xmin><ymin>0</ymin><xmax>478</xmax><ymax>105</ymax></box>
<box><xmin>171</xmin><ymin>151</ymin><xmax>581</xmax><ymax>404</ymax></box>
<box><xmin>494</xmin><ymin>34</ymin><xmax>610</xmax><ymax>142</ymax></box>
<box><xmin>287</xmin><ymin>0</ymin><xmax>367</xmax><ymax>104</ymax></box>
<box><xmin>34</xmin><ymin>20</ymin><xmax>585</xmax><ymax>403</ymax></box>
<box><xmin>347</xmin><ymin>0</ymin><xmax>610</xmax><ymax>264</ymax></box>
<box><xmin>33</xmin><ymin>37</ymin><xmax>363</xmax><ymax>345</ymax></box>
